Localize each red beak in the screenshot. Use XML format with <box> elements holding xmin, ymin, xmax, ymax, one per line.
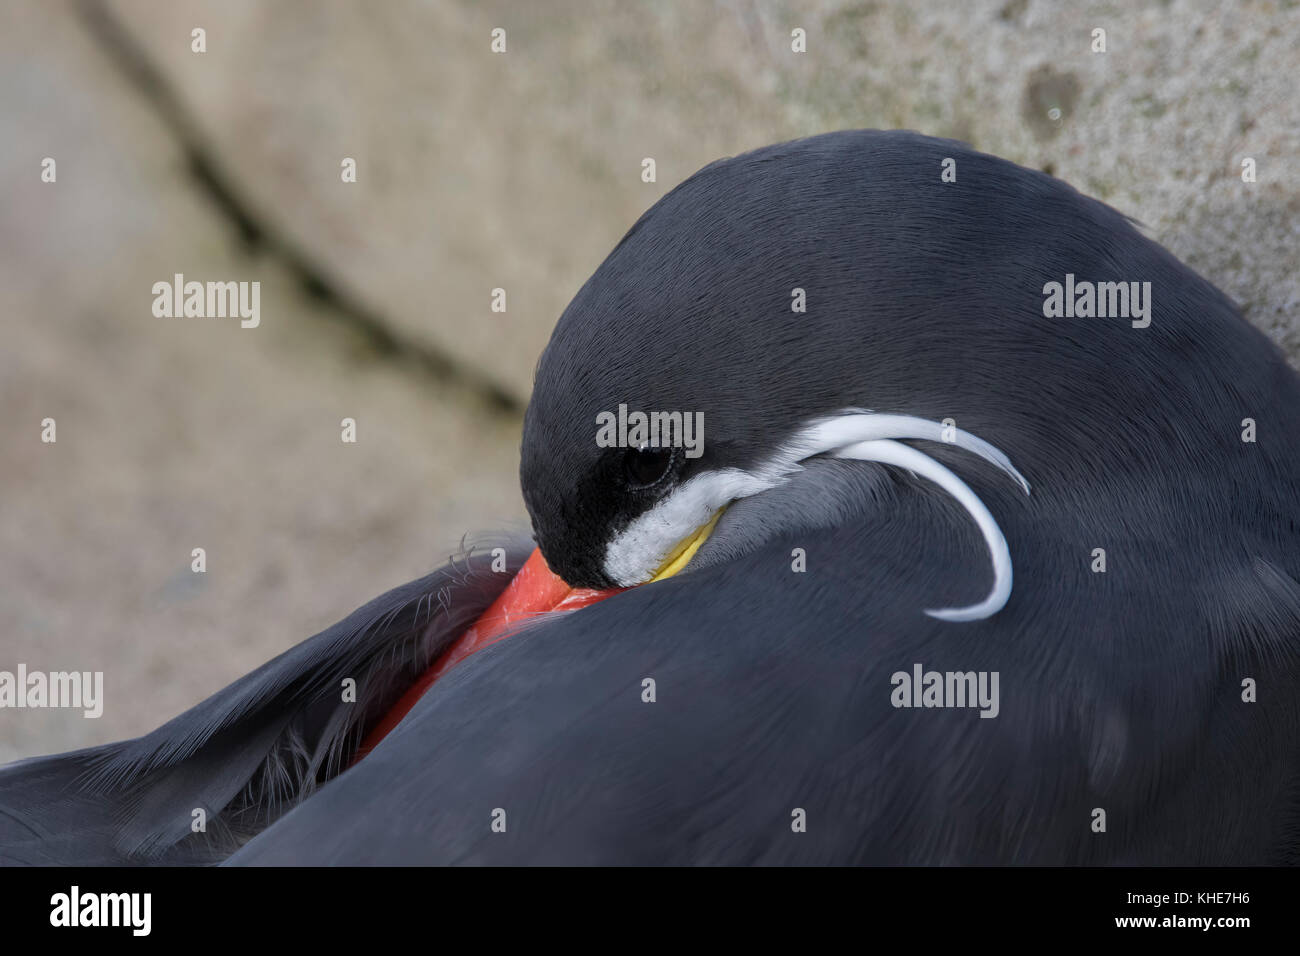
<box><xmin>352</xmin><ymin>548</ymin><xmax>620</xmax><ymax>763</ymax></box>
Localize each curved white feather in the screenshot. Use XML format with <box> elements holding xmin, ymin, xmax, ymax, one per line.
<box><xmin>796</xmin><ymin>411</ymin><xmax>1031</xmax><ymax>495</ymax></box>
<box><xmin>831</xmin><ymin>438</ymin><xmax>1014</xmax><ymax>621</ymax></box>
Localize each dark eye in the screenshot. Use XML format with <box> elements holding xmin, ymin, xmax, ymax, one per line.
<box><xmin>623</xmin><ymin>445</ymin><xmax>675</xmax><ymax>489</ymax></box>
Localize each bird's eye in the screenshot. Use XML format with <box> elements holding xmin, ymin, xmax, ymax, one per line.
<box><xmin>623</xmin><ymin>445</ymin><xmax>675</xmax><ymax>489</ymax></box>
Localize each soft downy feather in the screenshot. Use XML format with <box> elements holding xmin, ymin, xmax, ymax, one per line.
<box><xmin>0</xmin><ymin>537</ymin><xmax>531</xmax><ymax>865</ymax></box>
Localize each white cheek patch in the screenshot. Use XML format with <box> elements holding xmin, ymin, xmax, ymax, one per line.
<box><xmin>600</xmin><ymin>409</ymin><xmax>1031</xmax><ymax>621</ymax></box>
<box><xmin>602</xmin><ymin>468</ymin><xmax>787</xmax><ymax>586</ymax></box>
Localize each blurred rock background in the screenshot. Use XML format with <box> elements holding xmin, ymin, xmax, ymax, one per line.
<box><xmin>2</xmin><ymin>0</ymin><xmax>1296</xmax><ymax>761</ymax></box>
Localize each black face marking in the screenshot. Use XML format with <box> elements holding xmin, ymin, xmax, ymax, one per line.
<box><xmin>622</xmin><ymin>445</ymin><xmax>676</xmax><ymax>489</ymax></box>
<box><xmin>520</xmin><ymin>405</ymin><xmax>685</xmax><ymax>587</ymax></box>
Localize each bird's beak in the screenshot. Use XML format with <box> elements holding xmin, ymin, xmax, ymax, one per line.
<box><xmin>353</xmin><ymin>548</ymin><xmax>620</xmax><ymax>762</ymax></box>
<box><xmin>418</xmin><ymin>510</ymin><xmax>723</xmax><ymax>675</ymax></box>
<box><xmin>354</xmin><ymin>515</ymin><xmax>722</xmax><ymax>763</ymax></box>
<box><xmin>433</xmin><ymin>547</ymin><xmax>620</xmax><ymax>669</ymax></box>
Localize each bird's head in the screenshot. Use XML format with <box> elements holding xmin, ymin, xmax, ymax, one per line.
<box><xmin>521</xmin><ymin>131</ymin><xmax>1038</xmax><ymax>619</ymax></box>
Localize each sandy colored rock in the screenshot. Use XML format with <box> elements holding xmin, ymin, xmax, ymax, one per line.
<box><xmin>107</xmin><ymin>0</ymin><xmax>1300</xmax><ymax>373</ymax></box>
<box><xmin>0</xmin><ymin>1</ymin><xmax>524</xmax><ymax>761</ymax></box>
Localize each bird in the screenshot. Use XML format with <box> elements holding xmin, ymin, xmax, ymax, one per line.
<box><xmin>2</xmin><ymin>129</ymin><xmax>1298</xmax><ymax>865</ymax></box>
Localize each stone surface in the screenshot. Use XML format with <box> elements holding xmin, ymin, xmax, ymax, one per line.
<box><xmin>108</xmin><ymin>0</ymin><xmax>1300</xmax><ymax>374</ymax></box>
<box><xmin>0</xmin><ymin>1</ymin><xmax>525</xmax><ymax>761</ymax></box>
